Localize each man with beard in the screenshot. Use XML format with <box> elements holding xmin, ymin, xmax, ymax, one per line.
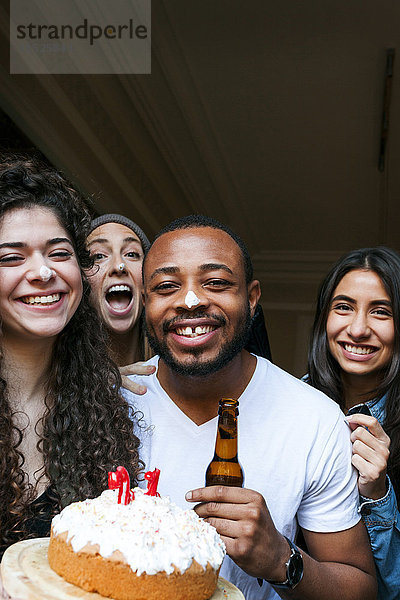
<box><xmin>124</xmin><ymin>215</ymin><xmax>376</xmax><ymax>600</ymax></box>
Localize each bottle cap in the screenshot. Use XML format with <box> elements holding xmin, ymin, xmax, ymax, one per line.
<box><xmin>218</xmin><ymin>398</ymin><xmax>239</xmax><ymax>416</ymax></box>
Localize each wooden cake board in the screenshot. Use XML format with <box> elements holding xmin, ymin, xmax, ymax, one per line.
<box><xmin>1</xmin><ymin>538</ymin><xmax>245</xmax><ymax>600</ymax></box>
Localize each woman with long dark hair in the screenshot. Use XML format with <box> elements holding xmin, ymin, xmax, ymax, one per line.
<box><xmin>0</xmin><ymin>155</ymin><xmax>142</xmax><ymax>559</ymax></box>
<box><xmin>305</xmin><ymin>246</ymin><xmax>400</xmax><ymax>599</ymax></box>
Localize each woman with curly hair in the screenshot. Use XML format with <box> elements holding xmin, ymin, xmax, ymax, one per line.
<box><xmin>0</xmin><ymin>154</ymin><xmax>142</xmax><ymax>559</ymax></box>
<box><xmin>305</xmin><ymin>247</ymin><xmax>400</xmax><ymax>599</ymax></box>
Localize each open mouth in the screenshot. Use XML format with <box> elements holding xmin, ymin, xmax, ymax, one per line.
<box><xmin>105</xmin><ymin>285</ymin><xmax>133</xmax><ymax>311</ymax></box>
<box><xmin>20</xmin><ymin>293</ymin><xmax>61</xmax><ymax>306</ymax></box>
<box><xmin>175</xmin><ymin>325</ymin><xmax>217</xmax><ymax>338</ymax></box>
<box><xmin>339</xmin><ymin>342</ymin><xmax>378</xmax><ymax>356</ymax></box>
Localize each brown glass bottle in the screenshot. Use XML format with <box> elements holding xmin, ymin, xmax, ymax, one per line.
<box><xmin>205</xmin><ymin>398</ymin><xmax>244</xmax><ymax>487</ymax></box>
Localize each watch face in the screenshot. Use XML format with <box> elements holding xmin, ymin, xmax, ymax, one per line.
<box><xmin>288</xmin><ymin>551</ymin><xmax>303</xmax><ymax>585</ymax></box>
<box><xmin>265</xmin><ymin>538</ymin><xmax>304</xmax><ymax>589</ymax></box>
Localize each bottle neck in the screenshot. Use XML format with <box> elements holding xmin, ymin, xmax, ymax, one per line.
<box><xmin>214</xmin><ymin>408</ymin><xmax>238</xmax><ymax>458</ymax></box>
<box><xmin>206</xmin><ymin>399</ymin><xmax>243</xmax><ymax>487</ymax></box>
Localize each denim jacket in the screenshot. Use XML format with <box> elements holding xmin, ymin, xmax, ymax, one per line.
<box><xmin>359</xmin><ymin>394</ymin><xmax>400</xmax><ymax>599</ymax></box>
<box><xmin>301</xmin><ymin>380</ymin><xmax>400</xmax><ymax>598</ymax></box>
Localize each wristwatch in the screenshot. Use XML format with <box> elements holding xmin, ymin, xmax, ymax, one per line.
<box><xmin>265</xmin><ymin>536</ymin><xmax>303</xmax><ymax>589</ymax></box>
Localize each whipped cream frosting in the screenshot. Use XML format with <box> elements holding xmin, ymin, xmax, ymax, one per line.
<box><xmin>184</xmin><ymin>290</ymin><xmax>200</xmax><ymax>308</ymax></box>
<box><xmin>39</xmin><ymin>265</ymin><xmax>55</xmax><ymax>281</ymax></box>
<box><xmin>51</xmin><ymin>487</ymin><xmax>226</xmax><ymax>576</ymax></box>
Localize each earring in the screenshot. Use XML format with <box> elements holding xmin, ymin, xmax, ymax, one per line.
<box><xmin>118</xmin><ymin>263</ymin><xmax>126</xmax><ymax>272</ymax></box>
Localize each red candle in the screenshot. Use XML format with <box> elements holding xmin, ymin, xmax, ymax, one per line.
<box><xmin>108</xmin><ymin>466</ymin><xmax>133</xmax><ymax>504</ymax></box>
<box><xmin>144</xmin><ymin>468</ymin><xmax>161</xmax><ymax>497</ymax></box>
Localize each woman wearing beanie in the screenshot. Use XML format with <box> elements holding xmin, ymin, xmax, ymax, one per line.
<box><xmin>87</xmin><ymin>214</ymin><xmax>155</xmax><ymax>393</ymax></box>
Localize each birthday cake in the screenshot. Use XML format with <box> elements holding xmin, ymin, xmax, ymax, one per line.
<box><xmin>48</xmin><ymin>467</ymin><xmax>225</xmax><ymax>600</ymax></box>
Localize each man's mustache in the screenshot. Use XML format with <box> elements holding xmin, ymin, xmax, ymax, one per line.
<box><xmin>161</xmin><ymin>312</ymin><xmax>227</xmax><ymax>334</ymax></box>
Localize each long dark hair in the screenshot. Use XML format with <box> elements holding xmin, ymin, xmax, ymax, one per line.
<box><xmin>307</xmin><ymin>246</ymin><xmax>400</xmax><ymax>503</ymax></box>
<box><xmin>0</xmin><ymin>154</ymin><xmax>143</xmax><ymax>552</ymax></box>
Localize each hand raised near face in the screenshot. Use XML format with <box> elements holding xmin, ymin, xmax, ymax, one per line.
<box><xmin>119</xmin><ymin>362</ymin><xmax>156</xmax><ymax>395</ymax></box>
<box><xmin>346</xmin><ymin>414</ymin><xmax>391</xmax><ymax>500</ymax></box>
<box><xmin>185</xmin><ymin>486</ymin><xmax>289</xmax><ymax>581</ymax></box>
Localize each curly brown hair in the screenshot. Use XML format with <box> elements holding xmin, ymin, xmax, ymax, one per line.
<box><xmin>0</xmin><ymin>154</ymin><xmax>143</xmax><ymax>554</ymax></box>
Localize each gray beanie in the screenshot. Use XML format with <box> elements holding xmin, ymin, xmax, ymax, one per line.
<box><xmin>88</xmin><ymin>214</ymin><xmax>150</xmax><ymax>253</ymax></box>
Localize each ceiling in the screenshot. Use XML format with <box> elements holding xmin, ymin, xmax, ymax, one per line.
<box><xmin>0</xmin><ymin>1</ymin><xmax>399</xmax><ymax>374</ymax></box>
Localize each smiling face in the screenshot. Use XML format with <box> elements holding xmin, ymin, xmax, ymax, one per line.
<box><xmin>0</xmin><ymin>207</ymin><xmax>83</xmax><ymax>344</ymax></box>
<box><xmin>326</xmin><ymin>269</ymin><xmax>395</xmax><ymax>383</ymax></box>
<box><xmin>86</xmin><ymin>222</ymin><xmax>144</xmax><ymax>335</ymax></box>
<box><xmin>143</xmin><ymin>227</ymin><xmax>260</xmax><ymax>376</ymax></box>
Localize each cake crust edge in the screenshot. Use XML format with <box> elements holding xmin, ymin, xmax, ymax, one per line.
<box><xmin>48</xmin><ymin>531</ymin><xmax>220</xmax><ymax>600</ymax></box>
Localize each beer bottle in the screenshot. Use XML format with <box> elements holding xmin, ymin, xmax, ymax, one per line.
<box><xmin>205</xmin><ymin>398</ymin><xmax>244</xmax><ymax>487</ymax></box>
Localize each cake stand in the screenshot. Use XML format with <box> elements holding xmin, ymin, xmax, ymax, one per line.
<box><xmin>1</xmin><ymin>538</ymin><xmax>245</xmax><ymax>600</ymax></box>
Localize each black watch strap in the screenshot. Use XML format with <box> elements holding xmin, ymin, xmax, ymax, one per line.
<box><xmin>264</xmin><ymin>536</ymin><xmax>304</xmax><ymax>589</ymax></box>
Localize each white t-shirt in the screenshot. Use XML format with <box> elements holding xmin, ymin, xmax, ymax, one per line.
<box><xmin>124</xmin><ymin>355</ymin><xmax>360</xmax><ymax>600</ymax></box>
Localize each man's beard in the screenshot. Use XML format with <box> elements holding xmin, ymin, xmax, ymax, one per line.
<box><xmin>145</xmin><ymin>305</ymin><xmax>252</xmax><ymax>377</ymax></box>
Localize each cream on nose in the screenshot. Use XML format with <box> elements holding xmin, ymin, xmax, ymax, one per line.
<box><xmin>39</xmin><ymin>265</ymin><xmax>55</xmax><ymax>282</ymax></box>
<box><xmin>185</xmin><ymin>290</ymin><xmax>200</xmax><ymax>308</ymax></box>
